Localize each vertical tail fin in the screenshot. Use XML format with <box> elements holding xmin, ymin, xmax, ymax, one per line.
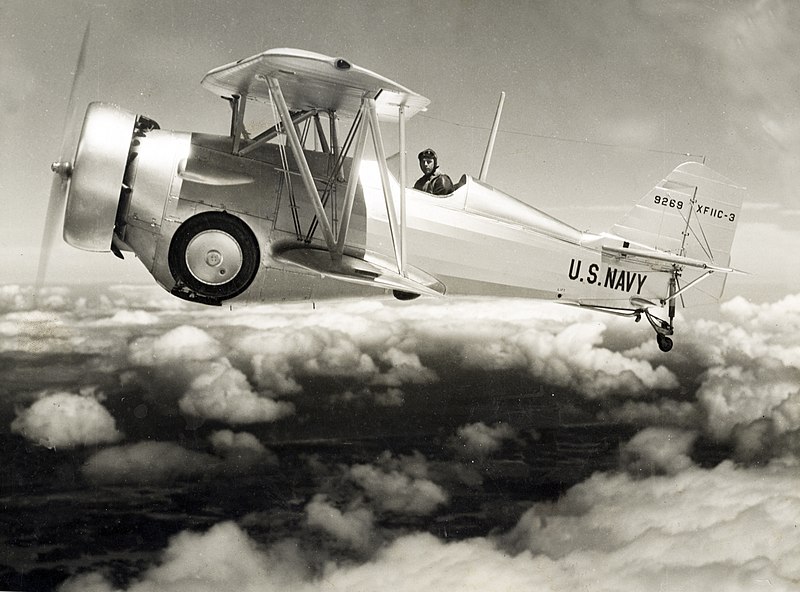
<box><xmin>611</xmin><ymin>162</ymin><xmax>745</xmax><ymax>304</ymax></box>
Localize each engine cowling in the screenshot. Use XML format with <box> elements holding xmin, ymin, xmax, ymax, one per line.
<box><xmin>63</xmin><ymin>102</ymin><xmax>137</xmax><ymax>251</ymax></box>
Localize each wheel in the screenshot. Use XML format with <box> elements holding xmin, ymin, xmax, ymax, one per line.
<box><xmin>393</xmin><ymin>290</ymin><xmax>420</xmax><ymax>301</ymax></box>
<box><xmin>168</xmin><ymin>212</ymin><xmax>260</xmax><ymax>301</ymax></box>
<box><xmin>656</xmin><ymin>334</ymin><xmax>673</xmax><ymax>353</ymax></box>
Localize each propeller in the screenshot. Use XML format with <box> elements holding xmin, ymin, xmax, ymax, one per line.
<box><xmin>36</xmin><ymin>21</ymin><xmax>91</xmax><ymax>289</ymax></box>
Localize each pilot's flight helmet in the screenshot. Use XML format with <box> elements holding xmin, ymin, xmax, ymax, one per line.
<box><xmin>418</xmin><ymin>148</ymin><xmax>438</xmax><ymax>164</ymax></box>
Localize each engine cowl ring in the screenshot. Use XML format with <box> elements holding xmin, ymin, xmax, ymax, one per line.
<box><xmin>64</xmin><ymin>102</ymin><xmax>137</xmax><ymax>251</ymax></box>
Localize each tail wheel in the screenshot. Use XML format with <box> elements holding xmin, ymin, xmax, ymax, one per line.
<box><xmin>656</xmin><ymin>334</ymin><xmax>673</xmax><ymax>353</ymax></box>
<box><xmin>168</xmin><ymin>212</ymin><xmax>260</xmax><ymax>301</ymax></box>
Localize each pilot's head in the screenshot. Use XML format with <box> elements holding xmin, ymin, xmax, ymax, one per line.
<box><xmin>418</xmin><ymin>148</ymin><xmax>437</xmax><ymax>175</ymax></box>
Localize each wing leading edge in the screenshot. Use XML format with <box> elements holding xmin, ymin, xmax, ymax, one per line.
<box><xmin>201</xmin><ymin>48</ymin><xmax>430</xmax><ymax>120</ymax></box>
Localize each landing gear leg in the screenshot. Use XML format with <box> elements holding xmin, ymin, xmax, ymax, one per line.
<box><xmin>649</xmin><ymin>275</ymin><xmax>677</xmax><ymax>353</ymax></box>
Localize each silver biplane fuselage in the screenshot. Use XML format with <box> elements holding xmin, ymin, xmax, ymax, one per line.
<box><xmin>50</xmin><ymin>49</ymin><xmax>744</xmax><ymax>351</ymax></box>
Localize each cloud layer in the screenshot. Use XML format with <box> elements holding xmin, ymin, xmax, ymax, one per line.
<box><xmin>5</xmin><ymin>285</ymin><xmax>800</xmax><ymax>591</ymax></box>
<box><xmin>61</xmin><ymin>458</ymin><xmax>800</xmax><ymax>592</ymax></box>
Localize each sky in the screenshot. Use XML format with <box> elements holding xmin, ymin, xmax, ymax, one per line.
<box><xmin>2</xmin><ymin>0</ymin><xmax>800</xmax><ymax>300</ymax></box>
<box><xmin>3</xmin><ymin>2</ymin><xmax>800</xmax><ymax>590</ymax></box>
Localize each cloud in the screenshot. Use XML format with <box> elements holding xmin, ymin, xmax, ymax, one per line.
<box><xmin>599</xmin><ymin>399</ymin><xmax>701</xmax><ymax>429</ymax></box>
<box><xmin>83</xmin><ymin>432</ymin><xmax>279</xmax><ymax>486</ymax></box>
<box><xmin>59</xmin><ymin>521</ymin><xmax>310</xmax><ymax>592</ymax></box>
<box><xmin>515</xmin><ymin>323</ymin><xmax>679</xmax><ymax>397</ymax></box>
<box><xmin>11</xmin><ymin>391</ymin><xmax>123</xmax><ymax>449</ymax></box>
<box><xmin>305</xmin><ymin>494</ymin><xmax>376</xmax><ymax>551</ymax></box>
<box><xmin>371</xmin><ymin>347</ymin><xmax>438</xmax><ymax>387</ymax></box>
<box><xmin>698</xmin><ymin>365</ymin><xmax>800</xmax><ymax>441</ymax></box>
<box><xmin>104</xmin><ymin>310</ymin><xmax>160</xmax><ymax>325</ymax></box>
<box><xmin>594</xmin><ymin>293</ymin><xmax>800</xmax><ymax>463</ymax></box>
<box><xmin>209</xmin><ymin>429</ymin><xmax>278</xmax><ymax>467</ymax></box>
<box><xmin>348</xmin><ymin>452</ymin><xmax>448</xmax><ymax>516</ymax></box>
<box><xmin>230</xmin><ymin>321</ymin><xmax>437</xmax><ymax>408</ymax></box>
<box><xmin>500</xmin><ymin>460</ymin><xmax>800</xmax><ymax>581</ymax></box>
<box><xmin>128</xmin><ymin>325</ymin><xmax>222</xmax><ymax>366</ymax></box>
<box><xmin>373</xmin><ymin>387</ymin><xmax>405</xmax><ymax>407</ymax></box>
<box><xmin>179</xmin><ymin>358</ymin><xmax>294</xmax><ymax>424</ymax></box>
<box><xmin>458</xmin><ymin>318</ymin><xmax>678</xmax><ymax>398</ymax></box>
<box><xmin>721</xmin><ymin>294</ymin><xmax>800</xmax><ymax>337</ymax></box>
<box><xmin>240</xmin><ymin>326</ymin><xmax>378</xmax><ymax>396</ymax></box>
<box><xmin>451</xmin><ymin>421</ymin><xmax>518</xmax><ymax>458</ymax></box>
<box><xmin>620</xmin><ymin>427</ymin><xmax>698</xmax><ymax>476</ymax></box>
<box><xmin>0</xmin><ymin>285</ymin><xmax>35</xmax><ymax>313</ymax></box>
<box><xmin>82</xmin><ymin>441</ymin><xmax>219</xmax><ymax>485</ymax></box>
<box><xmin>208</xmin><ymin>429</ymin><xmax>266</xmax><ymax>455</ymax></box>
<box><xmin>60</xmin><ymin>460</ymin><xmax>800</xmax><ymax>592</ymax></box>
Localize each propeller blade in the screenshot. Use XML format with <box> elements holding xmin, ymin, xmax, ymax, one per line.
<box><xmin>36</xmin><ymin>175</ymin><xmax>69</xmax><ymax>289</ymax></box>
<box><xmin>38</xmin><ymin>20</ymin><xmax>91</xmax><ymax>289</ymax></box>
<box><xmin>59</xmin><ymin>21</ymin><xmax>91</xmax><ymax>162</ymax></box>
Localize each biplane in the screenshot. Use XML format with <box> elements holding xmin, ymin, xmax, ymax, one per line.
<box><xmin>46</xmin><ymin>47</ymin><xmax>745</xmax><ymax>352</ymax></box>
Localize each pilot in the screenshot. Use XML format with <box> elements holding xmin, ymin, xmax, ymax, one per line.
<box><xmin>414</xmin><ymin>148</ymin><xmax>454</xmax><ymax>196</ymax></box>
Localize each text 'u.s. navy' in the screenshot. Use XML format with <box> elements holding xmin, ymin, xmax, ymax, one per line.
<box><xmin>568</xmin><ymin>259</ymin><xmax>647</xmax><ymax>294</ymax></box>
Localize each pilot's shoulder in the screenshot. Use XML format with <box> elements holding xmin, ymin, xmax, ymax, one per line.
<box><xmin>431</xmin><ymin>174</ymin><xmax>454</xmax><ymax>195</ymax></box>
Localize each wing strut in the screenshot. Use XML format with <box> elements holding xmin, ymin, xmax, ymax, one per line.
<box><xmin>263</xmin><ymin>75</ymin><xmax>407</xmax><ymax>276</ymax></box>
<box><xmin>266</xmin><ymin>76</ymin><xmax>337</xmax><ymax>253</ymax></box>
<box><xmin>335</xmin><ymin>100</ymin><xmax>370</xmax><ymax>255</ymax></box>
<box><xmin>365</xmin><ymin>97</ymin><xmax>404</xmax><ymax>276</ymax></box>
<box><xmin>399</xmin><ymin>104</ymin><xmax>408</xmax><ymax>277</ymax></box>
<box><xmin>232</xmin><ymin>93</ymin><xmax>247</xmax><ymax>154</ymax></box>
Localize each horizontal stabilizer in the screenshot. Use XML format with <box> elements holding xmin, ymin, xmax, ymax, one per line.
<box><xmin>272</xmin><ymin>246</ymin><xmax>445</xmax><ymax>297</ymax></box>
<box><xmin>602</xmin><ymin>244</ymin><xmax>738</xmax><ymax>273</ymax></box>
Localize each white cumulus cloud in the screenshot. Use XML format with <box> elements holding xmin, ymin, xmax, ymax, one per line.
<box><xmin>209</xmin><ymin>429</ymin><xmax>278</xmax><ymax>467</ymax></box>
<box><xmin>348</xmin><ymin>453</ymin><xmax>448</xmax><ymax>516</ymax></box>
<box><xmin>451</xmin><ymin>421</ymin><xmax>518</xmax><ymax>458</ymax></box>
<box><xmin>620</xmin><ymin>427</ymin><xmax>698</xmax><ymax>476</ymax></box>
<box><xmin>11</xmin><ymin>391</ymin><xmax>123</xmax><ymax>449</ymax></box>
<box><xmin>305</xmin><ymin>494</ymin><xmax>376</xmax><ymax>551</ymax></box>
<box><xmin>128</xmin><ymin>325</ymin><xmax>222</xmax><ymax>366</ymax></box>
<box><xmin>179</xmin><ymin>358</ymin><xmax>294</xmax><ymax>424</ymax></box>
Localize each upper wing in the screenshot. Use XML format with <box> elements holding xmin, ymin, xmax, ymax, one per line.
<box><xmin>201</xmin><ymin>48</ymin><xmax>430</xmax><ymax>120</ymax></box>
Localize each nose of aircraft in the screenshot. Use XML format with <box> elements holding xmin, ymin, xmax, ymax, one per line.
<box><xmin>61</xmin><ymin>102</ymin><xmax>138</xmax><ymax>252</ymax></box>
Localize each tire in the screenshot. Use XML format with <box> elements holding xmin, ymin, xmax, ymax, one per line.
<box><xmin>168</xmin><ymin>212</ymin><xmax>260</xmax><ymax>301</ymax></box>
<box><xmin>393</xmin><ymin>290</ymin><xmax>420</xmax><ymax>301</ymax></box>
<box><xmin>656</xmin><ymin>334</ymin><xmax>673</xmax><ymax>353</ymax></box>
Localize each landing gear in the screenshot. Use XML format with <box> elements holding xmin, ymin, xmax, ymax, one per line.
<box><xmin>656</xmin><ymin>333</ymin><xmax>673</xmax><ymax>353</ymax></box>
<box><xmin>393</xmin><ymin>290</ymin><xmax>420</xmax><ymax>301</ymax></box>
<box><xmin>168</xmin><ymin>211</ymin><xmax>260</xmax><ymax>303</ymax></box>
<box><xmin>646</xmin><ymin>274</ymin><xmax>678</xmax><ymax>353</ymax></box>
<box><xmin>642</xmin><ymin>308</ymin><xmax>674</xmax><ymax>352</ymax></box>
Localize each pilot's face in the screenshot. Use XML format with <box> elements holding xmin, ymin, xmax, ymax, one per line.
<box><xmin>419</xmin><ymin>157</ymin><xmax>435</xmax><ymax>174</ymax></box>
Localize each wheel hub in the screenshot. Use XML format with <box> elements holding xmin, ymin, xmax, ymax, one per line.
<box><xmin>185</xmin><ymin>230</ymin><xmax>242</xmax><ymax>285</ymax></box>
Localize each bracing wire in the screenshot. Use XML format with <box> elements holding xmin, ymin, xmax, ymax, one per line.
<box><xmin>417</xmin><ymin>113</ymin><xmax>705</xmax><ymax>162</ymax></box>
